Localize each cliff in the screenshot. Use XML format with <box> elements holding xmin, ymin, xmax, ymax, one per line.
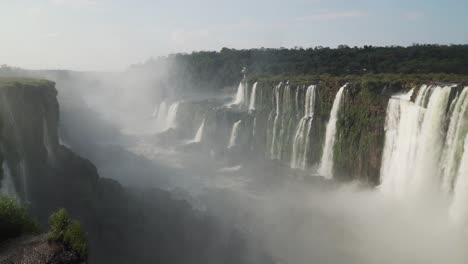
<box><xmin>0</xmin><ymin>77</ymin><xmax>258</xmax><ymax>264</ymax></box>
<box><xmin>166</xmin><ymin>74</ymin><xmax>465</xmax><ymax>185</ymax></box>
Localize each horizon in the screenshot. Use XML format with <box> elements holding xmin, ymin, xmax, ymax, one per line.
<box><xmin>1</xmin><ymin>0</ymin><xmax>467</xmax><ymax>71</ymax></box>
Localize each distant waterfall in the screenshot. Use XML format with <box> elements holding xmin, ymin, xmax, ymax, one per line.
<box><xmin>165</xmin><ymin>102</ymin><xmax>180</xmax><ymax>130</ymax></box>
<box><xmin>189</xmin><ymin>119</ymin><xmax>205</xmax><ymax>143</ymax></box>
<box><xmin>156</xmin><ymin>101</ymin><xmax>168</xmax><ymax>130</ymax></box>
<box><xmin>0</xmin><ymin>162</ymin><xmax>18</xmax><ymax>200</ymax></box>
<box><xmin>318</xmin><ymin>84</ymin><xmax>347</xmax><ymax>179</ymax></box>
<box><xmin>228</xmin><ymin>120</ymin><xmax>242</xmax><ymax>149</ymax></box>
<box><xmin>231</xmin><ymin>81</ymin><xmax>247</xmax><ymax>106</ymax></box>
<box><xmin>269</xmin><ymin>83</ymin><xmax>283</xmax><ymax>159</ymax></box>
<box><xmin>379</xmin><ymin>85</ymin><xmax>453</xmax><ymax>198</ymax></box>
<box><xmin>248</xmin><ymin>82</ymin><xmax>258</xmax><ymax>111</ymax></box>
<box><xmin>291</xmin><ymin>85</ymin><xmax>317</xmax><ymax>169</ymax></box>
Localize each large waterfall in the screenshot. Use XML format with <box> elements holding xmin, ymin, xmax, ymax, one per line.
<box><xmin>318</xmin><ymin>84</ymin><xmax>347</xmax><ymax>179</ymax></box>
<box><xmin>291</xmin><ymin>85</ymin><xmax>317</xmax><ymax>169</ymax></box>
<box><xmin>228</xmin><ymin>120</ymin><xmax>242</xmax><ymax>149</ymax></box>
<box><xmin>380</xmin><ymin>84</ymin><xmax>468</xmax><ymax>223</ymax></box>
<box><xmin>248</xmin><ymin>82</ymin><xmax>258</xmax><ymax>111</ymax></box>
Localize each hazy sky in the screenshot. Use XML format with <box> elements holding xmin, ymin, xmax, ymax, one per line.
<box><xmin>1</xmin><ymin>0</ymin><xmax>467</xmax><ymax>71</ymax></box>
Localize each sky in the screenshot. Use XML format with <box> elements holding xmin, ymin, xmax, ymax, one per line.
<box><xmin>0</xmin><ymin>0</ymin><xmax>467</xmax><ymax>71</ymax></box>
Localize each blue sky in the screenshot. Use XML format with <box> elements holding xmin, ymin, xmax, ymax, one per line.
<box><xmin>0</xmin><ymin>0</ymin><xmax>467</xmax><ymax>71</ymax></box>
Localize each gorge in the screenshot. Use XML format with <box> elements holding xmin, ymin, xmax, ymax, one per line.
<box><xmin>1</xmin><ymin>45</ymin><xmax>468</xmax><ymax>264</ymax></box>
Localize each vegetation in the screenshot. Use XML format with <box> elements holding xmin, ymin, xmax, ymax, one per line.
<box><xmin>0</xmin><ymin>195</ymin><xmax>38</xmax><ymax>243</ymax></box>
<box><xmin>131</xmin><ymin>45</ymin><xmax>468</xmax><ymax>92</ymax></box>
<box><xmin>49</xmin><ymin>208</ymin><xmax>88</xmax><ymax>260</ymax></box>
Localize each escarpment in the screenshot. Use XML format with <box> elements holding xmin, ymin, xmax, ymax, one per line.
<box><xmin>159</xmin><ymin>75</ymin><xmax>467</xmax><ymax>185</ymax></box>
<box><xmin>0</xmin><ymin>77</ymin><xmax>258</xmax><ymax>264</ymax></box>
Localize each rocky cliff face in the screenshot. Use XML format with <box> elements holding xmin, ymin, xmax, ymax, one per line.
<box><xmin>0</xmin><ymin>78</ymin><xmax>98</xmax><ymax>209</ymax></box>
<box><xmin>165</xmin><ymin>77</ymin><xmax>429</xmax><ymax>184</ymax></box>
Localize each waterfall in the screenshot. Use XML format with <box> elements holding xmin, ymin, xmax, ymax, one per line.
<box><xmin>43</xmin><ymin>117</ymin><xmax>56</xmax><ymax>166</ymax></box>
<box><xmin>248</xmin><ymin>82</ymin><xmax>258</xmax><ymax>111</ymax></box>
<box><xmin>0</xmin><ymin>162</ymin><xmax>19</xmax><ymax>200</ymax></box>
<box><xmin>449</xmin><ymin>136</ymin><xmax>468</xmax><ymax>225</ymax></box>
<box><xmin>231</xmin><ymin>81</ymin><xmax>247</xmax><ymax>106</ymax></box>
<box><xmin>269</xmin><ymin>83</ymin><xmax>282</xmax><ymax>159</ymax></box>
<box><xmin>379</xmin><ymin>85</ymin><xmax>454</xmax><ymax>198</ymax></box>
<box><xmin>165</xmin><ymin>102</ymin><xmax>180</xmax><ymax>130</ymax></box>
<box><xmin>318</xmin><ymin>84</ymin><xmax>347</xmax><ymax>179</ymax></box>
<box><xmin>156</xmin><ymin>101</ymin><xmax>168</xmax><ymax>130</ymax></box>
<box><xmin>291</xmin><ymin>85</ymin><xmax>317</xmax><ymax>169</ymax></box>
<box><xmin>228</xmin><ymin>120</ymin><xmax>242</xmax><ymax>149</ymax></box>
<box><xmin>440</xmin><ymin>88</ymin><xmax>468</xmax><ymax>194</ymax></box>
<box><xmin>188</xmin><ymin>119</ymin><xmax>205</xmax><ymax>143</ymax></box>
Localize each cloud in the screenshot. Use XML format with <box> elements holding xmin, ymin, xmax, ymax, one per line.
<box><xmin>296</xmin><ymin>10</ymin><xmax>365</xmax><ymax>22</ymax></box>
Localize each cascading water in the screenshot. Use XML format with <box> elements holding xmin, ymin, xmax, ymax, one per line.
<box><xmin>231</xmin><ymin>81</ymin><xmax>247</xmax><ymax>106</ymax></box>
<box><xmin>156</xmin><ymin>101</ymin><xmax>168</xmax><ymax>130</ymax></box>
<box><xmin>450</xmin><ymin>134</ymin><xmax>468</xmax><ymax>225</ymax></box>
<box><xmin>0</xmin><ymin>162</ymin><xmax>19</xmax><ymax>200</ymax></box>
<box><xmin>188</xmin><ymin>118</ymin><xmax>205</xmax><ymax>143</ymax></box>
<box><xmin>228</xmin><ymin>120</ymin><xmax>242</xmax><ymax>149</ymax></box>
<box><xmin>248</xmin><ymin>82</ymin><xmax>258</xmax><ymax>111</ymax></box>
<box><xmin>379</xmin><ymin>85</ymin><xmax>454</xmax><ymax>198</ymax></box>
<box><xmin>440</xmin><ymin>88</ymin><xmax>468</xmax><ymax>195</ymax></box>
<box><xmin>269</xmin><ymin>83</ymin><xmax>282</xmax><ymax>159</ymax></box>
<box><xmin>291</xmin><ymin>85</ymin><xmax>317</xmax><ymax>169</ymax></box>
<box><xmin>318</xmin><ymin>84</ymin><xmax>347</xmax><ymax>179</ymax></box>
<box><xmin>165</xmin><ymin>102</ymin><xmax>180</xmax><ymax>130</ymax></box>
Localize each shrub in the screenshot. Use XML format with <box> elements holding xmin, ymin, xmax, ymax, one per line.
<box><xmin>0</xmin><ymin>195</ymin><xmax>38</xmax><ymax>242</ymax></box>
<box><xmin>49</xmin><ymin>208</ymin><xmax>88</xmax><ymax>259</ymax></box>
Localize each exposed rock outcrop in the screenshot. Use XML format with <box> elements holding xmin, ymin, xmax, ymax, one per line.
<box><xmin>0</xmin><ymin>234</ymin><xmax>84</xmax><ymax>264</ymax></box>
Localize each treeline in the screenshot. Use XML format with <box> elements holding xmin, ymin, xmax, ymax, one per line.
<box><xmin>131</xmin><ymin>44</ymin><xmax>468</xmax><ymax>92</ymax></box>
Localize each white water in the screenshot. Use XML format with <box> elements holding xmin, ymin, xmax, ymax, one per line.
<box><xmin>441</xmin><ymin>88</ymin><xmax>468</xmax><ymax>195</ymax></box>
<box><xmin>379</xmin><ymin>85</ymin><xmax>453</xmax><ymax>199</ymax></box>
<box><xmin>291</xmin><ymin>85</ymin><xmax>317</xmax><ymax>169</ymax></box>
<box><xmin>156</xmin><ymin>101</ymin><xmax>168</xmax><ymax>130</ymax></box>
<box><xmin>450</xmin><ymin>136</ymin><xmax>468</xmax><ymax>225</ymax></box>
<box><xmin>188</xmin><ymin>118</ymin><xmax>205</xmax><ymax>143</ymax></box>
<box><xmin>231</xmin><ymin>81</ymin><xmax>246</xmax><ymax>106</ymax></box>
<box><xmin>318</xmin><ymin>84</ymin><xmax>347</xmax><ymax>179</ymax></box>
<box><xmin>248</xmin><ymin>82</ymin><xmax>258</xmax><ymax>111</ymax></box>
<box><xmin>165</xmin><ymin>102</ymin><xmax>180</xmax><ymax>130</ymax></box>
<box><xmin>270</xmin><ymin>83</ymin><xmax>282</xmax><ymax>159</ymax></box>
<box><xmin>0</xmin><ymin>162</ymin><xmax>19</xmax><ymax>200</ymax></box>
<box><xmin>228</xmin><ymin>120</ymin><xmax>242</xmax><ymax>149</ymax></box>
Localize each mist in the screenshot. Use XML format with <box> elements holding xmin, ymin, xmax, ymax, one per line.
<box><xmin>13</xmin><ymin>62</ymin><xmax>464</xmax><ymax>264</ymax></box>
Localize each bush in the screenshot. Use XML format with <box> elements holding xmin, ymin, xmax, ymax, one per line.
<box><xmin>0</xmin><ymin>195</ymin><xmax>38</xmax><ymax>242</ymax></box>
<box><xmin>49</xmin><ymin>208</ymin><xmax>88</xmax><ymax>259</ymax></box>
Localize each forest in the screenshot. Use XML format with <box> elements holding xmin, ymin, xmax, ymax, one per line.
<box><xmin>131</xmin><ymin>44</ymin><xmax>468</xmax><ymax>92</ymax></box>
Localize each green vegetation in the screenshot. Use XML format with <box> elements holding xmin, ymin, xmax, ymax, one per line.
<box><xmin>132</xmin><ymin>45</ymin><xmax>468</xmax><ymax>92</ymax></box>
<box><xmin>0</xmin><ymin>195</ymin><xmax>38</xmax><ymax>242</ymax></box>
<box><xmin>49</xmin><ymin>208</ymin><xmax>88</xmax><ymax>259</ymax></box>
<box><xmin>0</xmin><ymin>77</ymin><xmax>54</xmax><ymax>89</ymax></box>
